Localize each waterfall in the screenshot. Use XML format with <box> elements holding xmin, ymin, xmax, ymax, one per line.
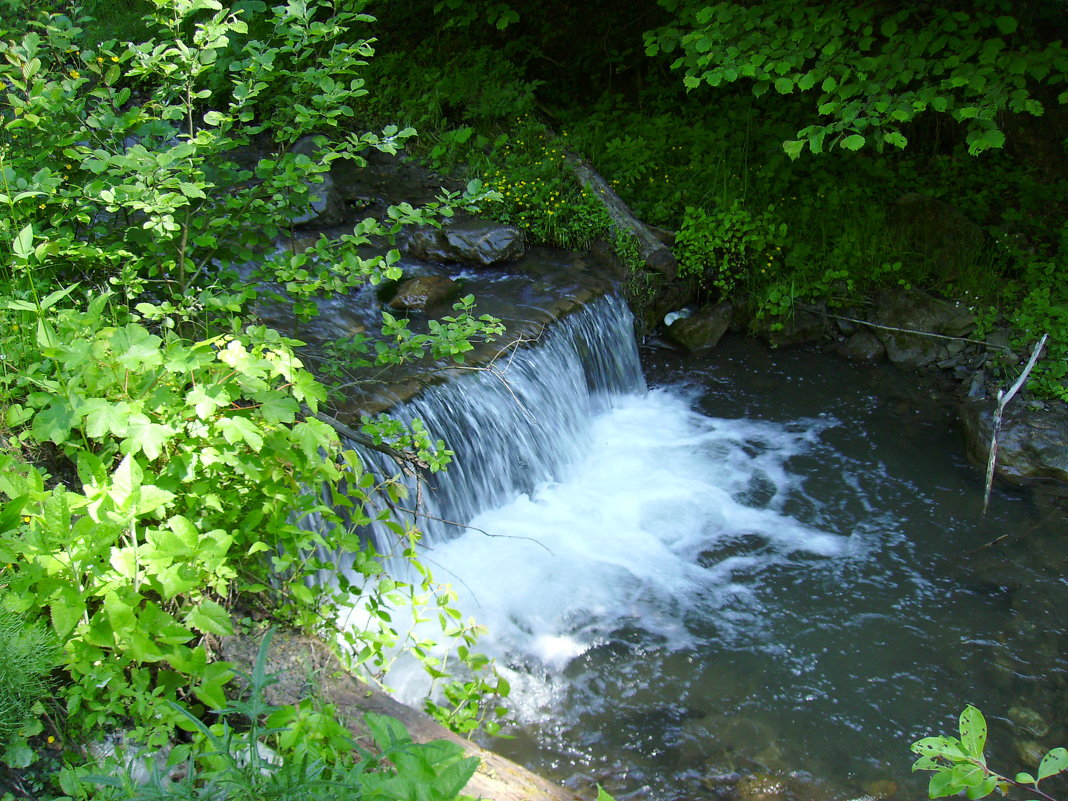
<box><xmin>339</xmin><ymin>292</ymin><xmax>645</xmax><ymax>549</ymax></box>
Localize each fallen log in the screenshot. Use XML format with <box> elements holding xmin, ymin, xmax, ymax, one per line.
<box><xmin>563</xmin><ymin>152</ymin><xmax>678</xmax><ymax>279</ymax></box>
<box><xmin>221</xmin><ymin>630</ymin><xmax>585</xmax><ymax>801</ymax></box>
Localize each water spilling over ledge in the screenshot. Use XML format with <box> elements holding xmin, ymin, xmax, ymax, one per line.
<box><xmin>322</xmin><ymin>285</ymin><xmax>1067</xmax><ymax>801</ymax></box>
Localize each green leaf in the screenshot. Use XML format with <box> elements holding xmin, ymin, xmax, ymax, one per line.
<box><xmin>1015</xmin><ymin>772</ymin><xmax>1036</xmax><ymax>784</ymax></box>
<box><xmin>32</xmin><ymin>399</ymin><xmax>78</xmax><ymax>444</ymax></box>
<box><xmin>884</xmin><ymin>131</ymin><xmax>909</xmax><ymax>149</ymax></box>
<box><xmin>111</xmin><ymin>324</ymin><xmax>163</xmax><ymax>370</ymax></box>
<box><xmin>783</xmin><ymin>139</ymin><xmax>805</xmax><ymax>159</ymax></box>
<box><xmin>929</xmin><ymin>769</ymin><xmax>961</xmax><ymax>798</ymax></box>
<box><xmin>216</xmin><ymin>415</ymin><xmax>264</xmax><ymax>451</ymax></box>
<box><xmin>774</xmin><ymin>77</ymin><xmax>793</xmax><ymax>94</ymax></box>
<box><xmin>124</xmin><ymin>415</ymin><xmax>176</xmax><ymax>461</ymax></box>
<box><xmin>1038</xmin><ymin>748</ymin><xmax>1068</xmax><ymax>781</ymax></box>
<box><xmin>50</xmin><ymin>584</ymin><xmax>85</xmax><ymax>638</ymax></box>
<box><xmin>881</xmin><ymin>19</ymin><xmax>898</xmax><ymax>37</ymax></box>
<box><xmin>994</xmin><ymin>16</ymin><xmax>1018</xmax><ymax>34</ymax></box>
<box><xmin>186</xmin><ymin>599</ymin><xmax>233</xmax><ymax>636</ymax></box>
<box><xmin>841</xmin><ymin>134</ymin><xmax>865</xmax><ymax>151</ymax></box>
<box><xmin>12</xmin><ymin>224</ymin><xmax>33</xmax><ymax>260</ymax></box>
<box><xmin>959</xmin><ymin>705</ymin><xmax>987</xmax><ymax>759</ymax></box>
<box><xmin>82</xmin><ymin>399</ymin><xmax>133</xmax><ymax>439</ymax></box>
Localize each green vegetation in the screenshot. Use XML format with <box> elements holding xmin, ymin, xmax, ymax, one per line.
<box><xmin>359</xmin><ymin>0</ymin><xmax>1067</xmax><ymax>399</ymax></box>
<box><xmin>912</xmin><ymin>706</ymin><xmax>1067</xmax><ymax>800</ymax></box>
<box><xmin>0</xmin><ymin>0</ymin><xmax>508</xmax><ymax>796</ymax></box>
<box><xmin>1</xmin><ymin>0</ymin><xmax>1066</xmax><ymax>796</ymax></box>
<box><xmin>67</xmin><ymin>630</ymin><xmax>479</xmax><ymax>801</ymax></box>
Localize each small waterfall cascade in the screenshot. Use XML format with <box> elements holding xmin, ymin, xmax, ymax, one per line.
<box><xmin>340</xmin><ymin>292</ymin><xmax>645</xmax><ymax>549</ymax></box>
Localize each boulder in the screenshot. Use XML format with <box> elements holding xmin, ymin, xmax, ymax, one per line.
<box><xmin>870</xmin><ymin>290</ymin><xmax>976</xmax><ymax>370</ymax></box>
<box><xmin>405</xmin><ymin>220</ymin><xmax>526</xmax><ymax>266</ymax></box>
<box><xmin>886</xmin><ymin>193</ymin><xmax>987</xmax><ymax>281</ymax></box>
<box><xmin>959</xmin><ymin>398</ymin><xmax>1068</xmax><ymax>485</ymax></box>
<box><xmin>756</xmin><ymin>307</ymin><xmax>830</xmax><ymax>348</ymax></box>
<box><xmin>288</xmin><ymin>137</ymin><xmax>347</xmax><ymax>227</ymax></box>
<box><xmin>841</xmin><ymin>329</ymin><xmax>886</xmax><ymax>362</ymax></box>
<box><xmin>665</xmin><ymin>303</ymin><xmax>733</xmax><ymax>353</ymax></box>
<box><xmin>387</xmin><ymin>275</ymin><xmax>457</xmax><ymax>312</ymax></box>
<box><xmin>733</xmin><ymin>773</ymin><xmax>796</xmax><ymax>801</ymax></box>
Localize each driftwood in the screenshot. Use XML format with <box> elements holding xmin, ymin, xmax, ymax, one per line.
<box><xmin>981</xmin><ymin>333</ymin><xmax>1048</xmax><ymax>515</ymax></box>
<box><xmin>563</xmin><ymin>152</ymin><xmax>678</xmax><ymax>278</ymax></box>
<box><xmin>221</xmin><ymin>631</ymin><xmax>584</xmax><ymax>801</ymax></box>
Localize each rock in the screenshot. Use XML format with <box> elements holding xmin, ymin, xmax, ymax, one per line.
<box><xmin>733</xmin><ymin>773</ymin><xmax>795</xmax><ymax>801</ymax></box>
<box><xmin>861</xmin><ymin>779</ymin><xmax>899</xmax><ymax>799</ymax></box>
<box><xmin>1014</xmin><ymin>740</ymin><xmax>1048</xmax><ymax>769</ymax></box>
<box><xmin>288</xmin><ymin>136</ymin><xmax>347</xmax><ymax>227</ymax></box>
<box><xmin>959</xmin><ymin>398</ymin><xmax>1068</xmax><ymax>485</ymax></box>
<box><xmin>1009</xmin><ymin>706</ymin><xmax>1051</xmax><ymax>738</ymax></box>
<box><xmin>886</xmin><ymin>193</ymin><xmax>987</xmax><ymax>281</ymax></box>
<box><xmin>870</xmin><ymin>290</ymin><xmax>976</xmax><ymax>370</ymax></box>
<box><xmin>665</xmin><ymin>303</ymin><xmax>733</xmax><ymax>353</ymax></box>
<box><xmin>404</xmin><ymin>220</ymin><xmax>526</xmax><ymax>266</ymax></box>
<box><xmin>388</xmin><ymin>275</ymin><xmax>457</xmax><ymax>312</ymax></box>
<box><xmin>841</xmin><ymin>329</ymin><xmax>886</xmax><ymax>362</ymax></box>
<box><xmin>756</xmin><ymin>307</ymin><xmax>830</xmax><ymax>348</ymax></box>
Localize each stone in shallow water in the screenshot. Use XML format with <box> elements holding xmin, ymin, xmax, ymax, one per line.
<box><xmin>404</xmin><ymin>220</ymin><xmax>526</xmax><ymax>266</ymax></box>
<box><xmin>388</xmin><ymin>275</ymin><xmax>457</xmax><ymax>312</ymax></box>
<box><xmin>665</xmin><ymin>303</ymin><xmax>733</xmax><ymax>353</ymax></box>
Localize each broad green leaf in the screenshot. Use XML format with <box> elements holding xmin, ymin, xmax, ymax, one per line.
<box><xmin>1015</xmin><ymin>772</ymin><xmax>1036</xmax><ymax>784</ymax></box>
<box><xmin>32</xmin><ymin>399</ymin><xmax>78</xmax><ymax>444</ymax></box>
<box><xmin>881</xmin><ymin>19</ymin><xmax>898</xmax><ymax>37</ymax></box>
<box><xmin>841</xmin><ymin>134</ymin><xmax>865</xmax><ymax>150</ymax></box>
<box><xmin>186</xmin><ymin>385</ymin><xmax>231</xmax><ymax>419</ymax></box>
<box><xmin>995</xmin><ymin>16</ymin><xmax>1018</xmax><ymax>34</ymax></box>
<box><xmin>111</xmin><ymin>324</ymin><xmax>163</xmax><ymax>370</ymax></box>
<box><xmin>929</xmin><ymin>769</ymin><xmax>961</xmax><ymax>798</ymax></box>
<box><xmin>36</xmin><ymin>318</ymin><xmax>60</xmax><ymax>349</ymax></box>
<box><xmin>124</xmin><ymin>415</ymin><xmax>176</xmax><ymax>460</ymax></box>
<box><xmin>186</xmin><ymin>599</ymin><xmax>232</xmax><ymax>636</ymax></box>
<box><xmin>50</xmin><ymin>584</ymin><xmax>85</xmax><ymax>638</ymax></box>
<box><xmin>884</xmin><ymin>131</ymin><xmax>908</xmax><ymax>149</ymax></box>
<box><xmin>1038</xmin><ymin>748</ymin><xmax>1068</xmax><ymax>780</ymax></box>
<box><xmin>12</xmin><ymin>224</ymin><xmax>33</xmax><ymax>260</ymax></box>
<box><xmin>959</xmin><ymin>705</ymin><xmax>987</xmax><ymax>759</ymax></box>
<box><xmin>82</xmin><ymin>399</ymin><xmax>133</xmax><ymax>439</ymax></box>
<box><xmin>217</xmin><ymin>415</ymin><xmax>264</xmax><ymax>451</ymax></box>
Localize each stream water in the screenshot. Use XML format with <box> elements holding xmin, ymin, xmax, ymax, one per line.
<box><xmin>341</xmin><ymin>293</ymin><xmax>1067</xmax><ymax>801</ymax></box>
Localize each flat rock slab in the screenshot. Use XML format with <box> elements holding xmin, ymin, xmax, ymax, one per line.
<box><xmin>221</xmin><ymin>630</ymin><xmax>585</xmax><ymax>801</ymax></box>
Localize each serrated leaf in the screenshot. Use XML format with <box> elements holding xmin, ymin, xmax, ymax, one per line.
<box><xmin>217</xmin><ymin>415</ymin><xmax>264</xmax><ymax>451</ymax></box>
<box><xmin>110</xmin><ymin>326</ymin><xmax>162</xmax><ymax>372</ymax></box>
<box><xmin>841</xmin><ymin>134</ymin><xmax>865</xmax><ymax>151</ymax></box>
<box><xmin>186</xmin><ymin>599</ymin><xmax>232</xmax><ymax>636</ymax></box>
<box><xmin>32</xmin><ymin>398</ymin><xmax>77</xmax><ymax>444</ymax></box>
<box><xmin>124</xmin><ymin>415</ymin><xmax>176</xmax><ymax>461</ymax></box>
<box><xmin>82</xmin><ymin>399</ymin><xmax>133</xmax><ymax>439</ymax></box>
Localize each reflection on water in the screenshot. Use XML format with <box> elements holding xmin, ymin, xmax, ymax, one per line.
<box><xmin>384</xmin><ymin>331</ymin><xmax>1067</xmax><ymax>801</ymax></box>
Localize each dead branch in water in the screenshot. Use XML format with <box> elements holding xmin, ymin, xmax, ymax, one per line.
<box><xmin>981</xmin><ymin>333</ymin><xmax>1048</xmax><ymax>515</ymax></box>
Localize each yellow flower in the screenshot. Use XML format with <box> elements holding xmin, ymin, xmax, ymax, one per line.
<box><xmin>96</xmin><ymin>56</ymin><xmax>104</xmax><ymax>63</ymax></box>
<box><xmin>111</xmin><ymin>56</ymin><xmax>119</xmax><ymax>62</ymax></box>
<box><xmin>47</xmin><ymin>736</ymin><xmax>55</xmax><ymax>744</ymax></box>
<box><xmin>69</xmin><ymin>69</ymin><xmax>80</xmax><ymax>78</ymax></box>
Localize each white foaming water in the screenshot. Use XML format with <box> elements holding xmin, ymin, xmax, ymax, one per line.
<box><xmin>382</xmin><ymin>386</ymin><xmax>848</xmax><ymax>719</ymax></box>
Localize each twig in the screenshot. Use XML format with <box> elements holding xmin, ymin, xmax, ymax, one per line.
<box><xmin>814</xmin><ymin>309</ymin><xmax>1010</xmax><ymax>350</ymax></box>
<box><xmin>393</xmin><ymin>504</ymin><xmax>554</xmax><ymax>555</ymax></box>
<box><xmin>981</xmin><ymin>333</ymin><xmax>1048</xmax><ymax>515</ymax></box>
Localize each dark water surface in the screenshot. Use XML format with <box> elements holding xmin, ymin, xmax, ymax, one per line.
<box><xmin>370</xmin><ymin>316</ymin><xmax>1067</xmax><ymax>801</ymax></box>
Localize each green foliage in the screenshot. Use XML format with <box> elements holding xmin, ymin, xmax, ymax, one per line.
<box><xmin>479</xmin><ymin>125</ymin><xmax>615</xmax><ymax>251</ymax></box>
<box><xmin>63</xmin><ymin>629</ymin><xmax>480</xmax><ymax>801</ymax></box>
<box><xmin>912</xmin><ymin>705</ymin><xmax>1067</xmax><ymax>800</ymax></box>
<box><xmin>646</xmin><ymin>0</ymin><xmax>1068</xmax><ymax>156</ymax></box>
<box><xmin>676</xmin><ymin>202</ymin><xmax>787</xmax><ymax>297</ymax></box>
<box><xmin>0</xmin><ymin>0</ymin><xmax>511</xmax><ymax>767</ymax></box>
<box><xmin>0</xmin><ymin>609</ymin><xmax>57</xmax><ymax>763</ymax></box>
